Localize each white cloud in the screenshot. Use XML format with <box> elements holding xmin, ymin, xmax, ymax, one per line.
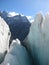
<box><xmin>8</xmin><ymin>12</ymin><xmax>34</xmax><ymax>23</ymax></box>
<box><xmin>26</xmin><ymin>16</ymin><xmax>34</xmax><ymax>23</ymax></box>
<box><xmin>8</xmin><ymin>12</ymin><xmax>25</xmax><ymax>17</ymax></box>
<box><xmin>9</xmin><ymin>12</ymin><xmax>19</xmax><ymax>16</ymax></box>
<box><xmin>26</xmin><ymin>16</ymin><xmax>32</xmax><ymax>20</ymax></box>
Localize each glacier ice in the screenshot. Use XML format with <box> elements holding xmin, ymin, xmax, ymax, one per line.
<box><xmin>1</xmin><ymin>39</ymin><xmax>32</xmax><ymax>65</ymax></box>
<box><xmin>0</xmin><ymin>16</ymin><xmax>11</xmax><ymax>63</ymax></box>
<box><xmin>0</xmin><ymin>16</ymin><xmax>11</xmax><ymax>53</ymax></box>
<box><xmin>23</xmin><ymin>13</ymin><xmax>49</xmax><ymax>65</ymax></box>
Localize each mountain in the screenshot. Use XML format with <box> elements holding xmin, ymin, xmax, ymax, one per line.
<box><xmin>0</xmin><ymin>11</ymin><xmax>31</xmax><ymax>44</ymax></box>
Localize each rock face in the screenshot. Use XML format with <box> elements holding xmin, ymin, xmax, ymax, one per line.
<box><xmin>0</xmin><ymin>16</ymin><xmax>11</xmax><ymax>53</ymax></box>
<box><xmin>0</xmin><ymin>11</ymin><xmax>31</xmax><ymax>42</ymax></box>
<box><xmin>23</xmin><ymin>13</ymin><xmax>49</xmax><ymax>65</ymax></box>
<box><xmin>9</xmin><ymin>16</ymin><xmax>30</xmax><ymax>42</ymax></box>
<box><xmin>1</xmin><ymin>39</ymin><xmax>32</xmax><ymax>65</ymax></box>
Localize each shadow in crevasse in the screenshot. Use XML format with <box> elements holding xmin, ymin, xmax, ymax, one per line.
<box><xmin>0</xmin><ymin>51</ymin><xmax>7</xmax><ymax>64</ymax></box>
<box><xmin>32</xmin><ymin>44</ymin><xmax>40</xmax><ymax>65</ymax></box>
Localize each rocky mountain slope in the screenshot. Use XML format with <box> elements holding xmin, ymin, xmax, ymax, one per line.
<box><xmin>0</xmin><ymin>11</ymin><xmax>31</xmax><ymax>43</ymax></box>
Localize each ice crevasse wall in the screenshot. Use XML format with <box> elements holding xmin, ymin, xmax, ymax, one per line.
<box><xmin>0</xmin><ymin>16</ymin><xmax>11</xmax><ymax>53</ymax></box>
<box><xmin>1</xmin><ymin>39</ymin><xmax>32</xmax><ymax>65</ymax></box>
<box><xmin>23</xmin><ymin>13</ymin><xmax>49</xmax><ymax>65</ymax></box>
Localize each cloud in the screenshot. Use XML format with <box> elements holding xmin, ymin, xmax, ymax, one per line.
<box><xmin>9</xmin><ymin>12</ymin><xmax>19</xmax><ymax>16</ymax></box>
<box><xmin>26</xmin><ymin>16</ymin><xmax>32</xmax><ymax>20</ymax></box>
<box><xmin>26</xmin><ymin>16</ymin><xmax>34</xmax><ymax>23</ymax></box>
<box><xmin>8</xmin><ymin>12</ymin><xmax>33</xmax><ymax>23</ymax></box>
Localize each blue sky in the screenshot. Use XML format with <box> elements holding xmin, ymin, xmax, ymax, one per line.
<box><xmin>0</xmin><ymin>0</ymin><xmax>49</xmax><ymax>17</ymax></box>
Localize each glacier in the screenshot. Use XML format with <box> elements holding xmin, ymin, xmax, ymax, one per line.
<box><xmin>0</xmin><ymin>16</ymin><xmax>11</xmax><ymax>63</ymax></box>
<box><xmin>0</xmin><ymin>11</ymin><xmax>49</xmax><ymax>65</ymax></box>
<box><xmin>1</xmin><ymin>39</ymin><xmax>32</xmax><ymax>65</ymax></box>
<box><xmin>23</xmin><ymin>13</ymin><xmax>49</xmax><ymax>65</ymax></box>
